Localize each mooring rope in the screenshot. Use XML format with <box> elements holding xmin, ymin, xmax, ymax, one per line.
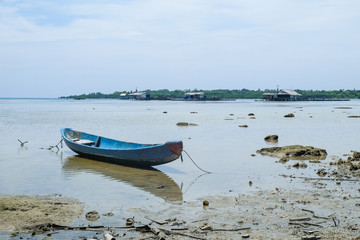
<box><xmin>182</xmin><ymin>150</ymin><xmax>211</xmax><ymax>174</ymax></box>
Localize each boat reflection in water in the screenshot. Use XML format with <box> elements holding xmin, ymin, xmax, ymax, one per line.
<box><xmin>62</xmin><ymin>156</ymin><xmax>183</xmax><ymax>202</ymax></box>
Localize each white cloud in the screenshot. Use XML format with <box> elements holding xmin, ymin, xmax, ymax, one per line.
<box><xmin>1</xmin><ymin>0</ymin><xmax>360</xmax><ymax>97</ymax></box>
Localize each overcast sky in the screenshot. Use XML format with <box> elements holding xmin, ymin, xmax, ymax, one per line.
<box><xmin>1</xmin><ymin>0</ymin><xmax>359</xmax><ymax>98</ymax></box>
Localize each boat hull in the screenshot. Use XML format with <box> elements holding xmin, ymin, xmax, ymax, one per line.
<box><xmin>61</xmin><ymin>128</ymin><xmax>183</xmax><ymax>167</ymax></box>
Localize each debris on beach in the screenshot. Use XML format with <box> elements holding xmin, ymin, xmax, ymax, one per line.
<box><xmin>330</xmin><ymin>151</ymin><xmax>360</xmax><ymax>177</ymax></box>
<box><xmin>279</xmin><ymin>157</ymin><xmax>289</xmax><ymax>164</ymax></box>
<box><xmin>334</xmin><ymin>107</ymin><xmax>352</xmax><ymax>109</ymax></box>
<box><xmin>292</xmin><ymin>162</ymin><xmax>308</xmax><ymax>168</ymax></box>
<box><xmin>126</xmin><ymin>217</ymin><xmax>134</xmax><ymax>227</ymax></box>
<box><xmin>85</xmin><ymin>210</ymin><xmax>100</xmax><ymax>222</ymax></box>
<box><xmin>271</xmin><ymin>188</ymin><xmax>279</xmax><ymax>194</ymax></box>
<box><xmin>176</xmin><ymin>122</ymin><xmax>198</xmax><ymax>126</ymax></box>
<box><xmin>316</xmin><ymin>168</ymin><xmax>328</xmax><ymax>177</ymax></box>
<box><xmin>284</xmin><ymin>113</ymin><xmax>295</xmax><ymax>118</ymax></box>
<box><xmin>256</xmin><ymin>145</ymin><xmax>327</xmax><ymax>160</ymax></box>
<box><xmin>264</xmin><ymin>135</ymin><xmax>278</xmax><ymax>142</ymax></box>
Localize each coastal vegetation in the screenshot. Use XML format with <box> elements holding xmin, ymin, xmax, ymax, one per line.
<box><xmin>61</xmin><ymin>88</ymin><xmax>360</xmax><ymax>100</ymax></box>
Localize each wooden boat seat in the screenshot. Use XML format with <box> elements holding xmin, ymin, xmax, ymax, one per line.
<box><xmin>73</xmin><ymin>139</ymin><xmax>95</xmax><ymax>146</ymax></box>
<box><xmin>95</xmin><ymin>137</ymin><xmax>101</xmax><ymax>147</ymax></box>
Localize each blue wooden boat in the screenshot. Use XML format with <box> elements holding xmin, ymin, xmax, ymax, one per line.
<box><xmin>61</xmin><ymin>128</ymin><xmax>183</xmax><ymax>167</ymax></box>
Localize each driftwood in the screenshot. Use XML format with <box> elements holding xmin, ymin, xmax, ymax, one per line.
<box><xmin>289</xmin><ymin>217</ymin><xmax>311</xmax><ymax>222</ymax></box>
<box><xmin>290</xmin><ymin>209</ymin><xmax>340</xmax><ymax>229</ymax></box>
<box><xmin>210</xmin><ymin>227</ymin><xmax>251</xmax><ymax>232</ymax></box>
<box><xmin>149</xmin><ymin>225</ymin><xmax>167</xmax><ymax>240</ymax></box>
<box><xmin>145</xmin><ymin>216</ymin><xmax>167</xmax><ymax>225</ymax></box>
<box><xmin>18</xmin><ymin>220</ymin><xmax>251</xmax><ymax>240</ymax></box>
<box><xmin>301</xmin><ymin>209</ymin><xmax>315</xmax><ymax>214</ymax></box>
<box><xmin>104</xmin><ymin>231</ymin><xmax>116</xmax><ymax>240</ymax></box>
<box><xmin>281</xmin><ymin>174</ymin><xmax>359</xmax><ymax>182</ymax></box>
<box><xmin>191</xmin><ymin>218</ymin><xmax>210</xmax><ymax>223</ymax></box>
<box><xmin>170</xmin><ymin>232</ymin><xmax>206</xmax><ymax>240</ymax></box>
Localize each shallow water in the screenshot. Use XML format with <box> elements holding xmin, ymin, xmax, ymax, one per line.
<box><xmin>1</xmin><ymin>98</ymin><xmax>360</xmax><ymax>227</ymax></box>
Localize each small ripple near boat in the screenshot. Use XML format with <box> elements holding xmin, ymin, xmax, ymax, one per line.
<box><xmin>61</xmin><ymin>128</ymin><xmax>183</xmax><ymax>167</ymax></box>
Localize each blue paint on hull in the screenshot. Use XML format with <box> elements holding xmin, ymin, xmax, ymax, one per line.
<box><xmin>61</xmin><ymin>128</ymin><xmax>183</xmax><ymax>167</ymax></box>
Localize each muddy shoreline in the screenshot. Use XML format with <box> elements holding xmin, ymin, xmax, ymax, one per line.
<box><xmin>1</xmin><ymin>148</ymin><xmax>360</xmax><ymax>239</ymax></box>
<box><xmin>1</xmin><ymin>160</ymin><xmax>359</xmax><ymax>240</ymax></box>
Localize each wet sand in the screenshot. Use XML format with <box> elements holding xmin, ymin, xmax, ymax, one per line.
<box><xmin>2</xmin><ymin>160</ymin><xmax>359</xmax><ymax>240</ymax></box>
<box><xmin>0</xmin><ymin>195</ymin><xmax>83</xmax><ymax>233</ymax></box>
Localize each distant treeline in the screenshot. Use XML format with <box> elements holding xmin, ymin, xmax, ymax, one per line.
<box><xmin>61</xmin><ymin>89</ymin><xmax>360</xmax><ymax>100</ymax></box>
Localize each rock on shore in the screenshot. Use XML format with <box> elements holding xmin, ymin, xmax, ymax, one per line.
<box><xmin>330</xmin><ymin>151</ymin><xmax>360</xmax><ymax>176</ymax></box>
<box><xmin>264</xmin><ymin>135</ymin><xmax>278</xmax><ymax>142</ymax></box>
<box><xmin>257</xmin><ymin>145</ymin><xmax>327</xmax><ymax>160</ymax></box>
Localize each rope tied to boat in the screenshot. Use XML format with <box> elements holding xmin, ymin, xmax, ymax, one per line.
<box><xmin>182</xmin><ymin>150</ymin><xmax>211</xmax><ymax>174</ymax></box>
<box><xmin>43</xmin><ymin>138</ymin><xmax>63</xmax><ymax>152</ymax></box>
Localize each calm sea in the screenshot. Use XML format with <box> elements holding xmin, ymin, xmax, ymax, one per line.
<box><xmin>0</xmin><ymin>98</ymin><xmax>359</xmax><ymax>226</ymax></box>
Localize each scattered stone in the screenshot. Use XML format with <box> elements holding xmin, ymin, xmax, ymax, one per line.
<box><xmin>250</xmin><ymin>154</ymin><xmax>256</xmax><ymax>157</ymax></box>
<box><xmin>334</xmin><ymin>107</ymin><xmax>352</xmax><ymax>109</ymax></box>
<box><xmin>239</xmin><ymin>125</ymin><xmax>248</xmax><ymax>128</ymax></box>
<box><xmin>203</xmin><ymin>200</ymin><xmax>209</xmax><ymax>206</ymax></box>
<box><xmin>190</xmin><ymin>112</ymin><xmax>198</xmax><ymax>114</ymax></box>
<box><xmin>293</xmin><ymin>162</ymin><xmax>308</xmax><ymax>168</ymax></box>
<box><xmin>264</xmin><ymin>135</ymin><xmax>278</xmax><ymax>142</ymax></box>
<box><xmin>163</xmin><ymin>111</ymin><xmax>167</xmax><ymax>114</ymax></box>
<box><xmin>103</xmin><ymin>212</ymin><xmax>114</xmax><ymax>217</ymax></box>
<box><xmin>353</xmin><ymin>151</ymin><xmax>360</xmax><ymax>159</ymax></box>
<box><xmin>200</xmin><ymin>224</ymin><xmax>212</xmax><ymax>230</ymax></box>
<box><xmin>249</xmin><ymin>181</ymin><xmax>253</xmax><ymax>187</ymax></box>
<box><xmin>248</xmin><ymin>113</ymin><xmax>255</xmax><ymax>116</ymax></box>
<box><xmin>256</xmin><ymin>145</ymin><xmax>327</xmax><ymax>160</ymax></box>
<box><xmin>330</xmin><ymin>151</ymin><xmax>360</xmax><ymax>176</ymax></box>
<box><xmin>242</xmin><ymin>234</ymin><xmax>250</xmax><ymax>238</ymax></box>
<box><xmin>126</xmin><ymin>218</ymin><xmax>134</xmax><ymax>227</ymax></box>
<box><xmin>284</xmin><ymin>113</ymin><xmax>295</xmax><ymax>118</ymax></box>
<box><xmin>86</xmin><ymin>211</ymin><xmax>100</xmax><ymax>222</ymax></box>
<box><xmin>177</xmin><ymin>122</ymin><xmax>189</xmax><ymax>126</ymax></box>
<box><xmin>279</xmin><ymin>157</ymin><xmax>289</xmax><ymax>164</ymax></box>
<box><xmin>249</xmin><ymin>117</ymin><xmax>256</xmax><ymax>119</ymax></box>
<box><xmin>316</xmin><ymin>169</ymin><xmax>328</xmax><ymax>177</ymax></box>
<box><xmin>271</xmin><ymin>188</ymin><xmax>279</xmax><ymax>194</ymax></box>
<box><xmin>348</xmin><ymin>116</ymin><xmax>360</xmax><ymax>118</ymax></box>
<box><xmin>176</xmin><ymin>122</ymin><xmax>198</xmax><ymax>126</ymax></box>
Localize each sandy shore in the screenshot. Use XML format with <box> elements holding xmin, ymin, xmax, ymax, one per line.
<box><xmin>1</xmin><ymin>169</ymin><xmax>359</xmax><ymax>239</ymax></box>
<box><xmin>0</xmin><ymin>195</ymin><xmax>83</xmax><ymax>233</ymax></box>
<box><xmin>1</xmin><ymin>150</ymin><xmax>360</xmax><ymax>239</ymax></box>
